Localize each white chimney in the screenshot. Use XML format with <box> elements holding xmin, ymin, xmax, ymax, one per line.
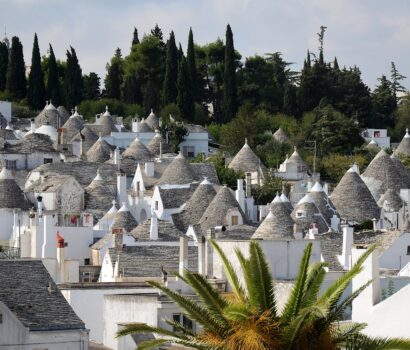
<box><xmin>307</xmin><ymin>180</ymin><xmax>313</xmax><ymax>192</ymax></box>
<box><xmin>117</xmin><ymin>172</ymin><xmax>127</xmax><ymax>205</ymax></box>
<box><xmin>323</xmin><ymin>183</ymin><xmax>329</xmax><ymax>196</ymax></box>
<box><xmin>30</xmin><ymin>119</ymin><xmax>35</xmax><ymax>132</ymax></box>
<box><xmin>179</xmin><ymin>235</ymin><xmax>188</xmax><ymax>276</ymax></box>
<box><xmin>308</xmin><ymin>224</ymin><xmax>318</xmax><ymax>239</ymax></box>
<box><xmin>330</xmin><ymin>214</ymin><xmax>340</xmax><ymax>232</ymax></box>
<box><xmin>145</xmin><ymin>161</ymin><xmax>154</xmax><ymax>177</ymax></box>
<box><xmin>235</xmin><ymin>179</ymin><xmax>245</xmax><ymax>212</ymax></box>
<box><xmin>56</xmin><ymin>232</ymin><xmax>65</xmax><ymax>283</ymax></box>
<box><xmin>341</xmin><ymin>225</ymin><xmax>354</xmax><ymax>270</ymax></box>
<box><xmin>36</xmin><ymin>196</ymin><xmax>43</xmax><ymax>221</ymax></box>
<box><xmin>351</xmin><ymin>246</ymin><xmax>381</xmax><ymax>323</ymax></box>
<box><xmin>245</xmin><ymin>172</ymin><xmax>252</xmax><ymax>198</ymax></box>
<box><xmin>114</xmin><ymin>147</ymin><xmax>121</xmax><ymax>169</ymax></box>
<box><xmin>197</xmin><ymin>235</ymin><xmax>206</xmax><ymax>276</ymax></box>
<box><xmin>150</xmin><ymin>209</ymin><xmax>158</xmax><ymax>240</ymax></box>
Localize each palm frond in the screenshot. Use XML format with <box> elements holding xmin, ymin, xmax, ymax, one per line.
<box><xmin>332</xmin><ymin>321</ymin><xmax>367</xmax><ymax>343</ymax></box>
<box><xmin>224</xmin><ymin>302</ymin><xmax>254</xmax><ymax>322</ymax></box>
<box><xmin>343</xmin><ymin>334</ymin><xmax>410</xmax><ymax>350</ymax></box>
<box><xmin>148</xmin><ymin>281</ymin><xmax>226</xmax><ymax>336</ymax></box>
<box><xmin>115</xmin><ymin>323</ymin><xmax>182</xmax><ymax>339</ymax></box>
<box><xmin>301</xmin><ymin>261</ymin><xmax>327</xmax><ymax>308</ymax></box>
<box><xmin>210</xmin><ymin>239</ymin><xmax>246</xmax><ymax>304</ymax></box>
<box><xmin>281</xmin><ymin>242</ymin><xmax>313</xmax><ymax>322</ymax></box>
<box><xmin>136</xmin><ymin>338</ymin><xmax>169</xmax><ymax>350</ymax></box>
<box><xmin>164</xmin><ymin>319</ymin><xmax>196</xmax><ymax>337</ymax></box>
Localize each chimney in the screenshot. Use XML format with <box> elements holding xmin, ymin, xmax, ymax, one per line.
<box><xmin>308</xmin><ymin>223</ymin><xmax>318</xmax><ymax>239</ymax></box>
<box><xmin>307</xmin><ymin>179</ymin><xmax>313</xmax><ymax>192</ymax></box>
<box><xmin>56</xmin><ymin>232</ymin><xmax>65</xmax><ymax>283</ymax></box>
<box><xmin>198</xmin><ymin>235</ymin><xmax>206</xmax><ymax>275</ymax></box>
<box><xmin>36</xmin><ymin>196</ymin><xmax>43</xmax><ymax>220</ymax></box>
<box><xmin>117</xmin><ymin>172</ymin><xmax>127</xmax><ymax>205</ymax></box>
<box><xmin>79</xmin><ymin>129</ymin><xmax>85</xmax><ymax>159</ymax></box>
<box><xmin>341</xmin><ymin>225</ymin><xmax>354</xmax><ymax>270</ymax></box>
<box><xmin>351</xmin><ymin>246</ymin><xmax>380</xmax><ymax>323</ymax></box>
<box><xmin>145</xmin><ymin>161</ymin><xmax>154</xmax><ymax>177</ymax></box>
<box><xmin>323</xmin><ymin>183</ymin><xmax>329</xmax><ymax>196</ymax></box>
<box><xmin>293</xmin><ymin>223</ymin><xmax>303</xmax><ymax>239</ymax></box>
<box><xmin>245</xmin><ymin>172</ymin><xmax>252</xmax><ymax>198</ymax></box>
<box><xmin>159</xmin><ymin>141</ymin><xmax>163</xmax><ymax>160</ymax></box>
<box><xmin>112</xmin><ymin>228</ymin><xmax>124</xmax><ymax>250</ymax></box>
<box><xmin>179</xmin><ymin>235</ymin><xmax>188</xmax><ymax>276</ymax></box>
<box><xmin>150</xmin><ymin>209</ymin><xmax>158</xmax><ymax>240</ymax></box>
<box><xmin>235</xmin><ymin>178</ymin><xmax>245</xmax><ymax>212</ymax></box>
<box><xmin>30</xmin><ymin>119</ymin><xmax>35</xmax><ymax>132</ymax></box>
<box><xmin>114</xmin><ymin>147</ymin><xmax>121</xmax><ymax>169</ymax></box>
<box><xmin>330</xmin><ymin>214</ymin><xmax>340</xmax><ymax>232</ymax></box>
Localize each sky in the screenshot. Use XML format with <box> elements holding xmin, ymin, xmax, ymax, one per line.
<box><xmin>1</xmin><ymin>0</ymin><xmax>410</xmax><ymax>90</ymax></box>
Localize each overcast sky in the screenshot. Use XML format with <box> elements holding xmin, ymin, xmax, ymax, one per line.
<box><xmin>1</xmin><ymin>0</ymin><xmax>410</xmax><ymax>90</ymax></box>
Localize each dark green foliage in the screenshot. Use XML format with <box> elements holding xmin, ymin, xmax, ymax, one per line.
<box><xmin>77</xmin><ymin>98</ymin><xmax>141</xmax><ymax>122</ymax></box>
<box><xmin>253</xmin><ymin>173</ymin><xmax>283</xmax><ymax>205</ymax></box>
<box><xmin>159</xmin><ymin>119</ymin><xmax>188</xmax><ymax>152</ymax></box>
<box><xmin>27</xmin><ymin>34</ymin><xmax>46</xmax><ymax>110</ymax></box>
<box><xmin>187</xmin><ymin>28</ymin><xmax>198</xmax><ymax>102</ymax></box>
<box><xmin>177</xmin><ymin>56</ymin><xmax>194</xmax><ymax>121</ymax></box>
<box><xmin>122</xmin><ymin>73</ymin><xmax>142</xmax><ymax>104</ymax></box>
<box><xmin>104</xmin><ymin>48</ymin><xmax>123</xmax><ymax>100</ymax></box>
<box><xmin>46</xmin><ymin>44</ymin><xmax>62</xmax><ymax>106</ymax></box>
<box><xmin>207</xmin><ymin>152</ymin><xmax>244</xmax><ymax>187</ymax></box>
<box><xmin>144</xmin><ymin>78</ymin><xmax>160</xmax><ymax>114</ymax></box>
<box><xmin>6</xmin><ymin>36</ymin><xmax>26</xmax><ymax>100</ymax></box>
<box><xmin>64</xmin><ymin>46</ymin><xmax>82</xmax><ymax>108</ymax></box>
<box><xmin>0</xmin><ymin>41</ymin><xmax>8</xmax><ymax>91</ymax></box>
<box><xmin>283</xmin><ymin>83</ymin><xmax>298</xmax><ymax>116</ymax></box>
<box><xmin>132</xmin><ymin>27</ymin><xmax>139</xmax><ymax>46</ymax></box>
<box><xmin>82</xmin><ymin>72</ymin><xmax>100</xmax><ymax>100</ymax></box>
<box><xmin>223</xmin><ymin>24</ymin><xmax>238</xmax><ymax>123</ymax></box>
<box><xmin>390</xmin><ymin>61</ymin><xmax>406</xmax><ymax>104</ymax></box>
<box><xmin>371</xmin><ymin>75</ymin><xmax>396</xmax><ymax>128</ymax></box>
<box><xmin>163</xmin><ymin>31</ymin><xmax>178</xmax><ymax>104</ymax></box>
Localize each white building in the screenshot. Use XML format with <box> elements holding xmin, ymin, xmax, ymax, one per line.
<box><xmin>362</xmin><ymin>128</ymin><xmax>390</xmax><ymax>149</ymax></box>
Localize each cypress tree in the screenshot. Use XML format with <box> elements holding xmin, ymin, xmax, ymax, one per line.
<box><xmin>64</xmin><ymin>46</ymin><xmax>82</xmax><ymax>108</ymax></box>
<box><xmin>0</xmin><ymin>42</ymin><xmax>8</xmax><ymax>91</ymax></box>
<box><xmin>82</xmin><ymin>72</ymin><xmax>100</xmax><ymax>100</ymax></box>
<box><xmin>177</xmin><ymin>43</ymin><xmax>184</xmax><ymax>63</ymax></box>
<box><xmin>223</xmin><ymin>24</ymin><xmax>238</xmax><ymax>122</ymax></box>
<box><xmin>122</xmin><ymin>73</ymin><xmax>142</xmax><ymax>104</ymax></box>
<box><xmin>144</xmin><ymin>78</ymin><xmax>160</xmax><ymax>114</ymax></box>
<box><xmin>333</xmin><ymin>57</ymin><xmax>339</xmax><ymax>70</ymax></box>
<box><xmin>46</xmin><ymin>44</ymin><xmax>61</xmax><ymax>106</ymax></box>
<box><xmin>177</xmin><ymin>56</ymin><xmax>194</xmax><ymax>121</ymax></box>
<box><xmin>132</xmin><ymin>27</ymin><xmax>140</xmax><ymax>46</ymax></box>
<box><xmin>187</xmin><ymin>27</ymin><xmax>198</xmax><ymax>102</ymax></box>
<box><xmin>27</xmin><ymin>33</ymin><xmax>46</xmax><ymax>110</ymax></box>
<box><xmin>6</xmin><ymin>36</ymin><xmax>26</xmax><ymax>100</ymax></box>
<box><xmin>104</xmin><ymin>48</ymin><xmax>123</xmax><ymax>100</ymax></box>
<box><xmin>163</xmin><ymin>31</ymin><xmax>178</xmax><ymax>104</ymax></box>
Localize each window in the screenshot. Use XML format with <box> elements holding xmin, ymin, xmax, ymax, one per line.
<box><xmin>43</xmin><ymin>158</ymin><xmax>53</xmax><ymax>164</ymax></box>
<box><xmin>172</xmin><ymin>314</ymin><xmax>193</xmax><ymax>332</ymax></box>
<box><xmin>296</xmin><ymin>210</ymin><xmax>305</xmax><ymax>218</ymax></box>
<box><xmin>84</xmin><ymin>258</ymin><xmax>90</xmax><ymax>265</ymax></box>
<box><xmin>155</xmin><ymin>201</ymin><xmax>159</xmax><ymax>211</ymax></box>
<box><xmin>407</xmin><ymin>246</ymin><xmax>410</xmax><ymax>255</ymax></box>
<box><xmin>231</xmin><ymin>215</ymin><xmax>238</xmax><ymax>226</ymax></box>
<box><xmin>136</xmin><ymin>181</ymin><xmax>140</xmax><ymax>194</ymax></box>
<box><xmin>374</xmin><ymin>131</ymin><xmax>380</xmax><ymax>138</ymax></box>
<box><xmin>182</xmin><ymin>146</ymin><xmax>195</xmax><ymax>158</ymax></box>
<box><xmin>5</xmin><ymin>159</ymin><xmax>16</xmax><ymax>170</ymax></box>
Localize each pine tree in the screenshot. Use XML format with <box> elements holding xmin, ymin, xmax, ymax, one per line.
<box><xmin>163</xmin><ymin>31</ymin><xmax>178</xmax><ymax>104</ymax></box>
<box><xmin>372</xmin><ymin>75</ymin><xmax>396</xmax><ymax>128</ymax></box>
<box><xmin>187</xmin><ymin>27</ymin><xmax>198</xmax><ymax>102</ymax></box>
<box><xmin>122</xmin><ymin>73</ymin><xmax>142</xmax><ymax>104</ymax></box>
<box><xmin>223</xmin><ymin>24</ymin><xmax>238</xmax><ymax>122</ymax></box>
<box><xmin>333</xmin><ymin>57</ymin><xmax>339</xmax><ymax>70</ymax></box>
<box><xmin>132</xmin><ymin>27</ymin><xmax>140</xmax><ymax>46</ymax></box>
<box><xmin>6</xmin><ymin>36</ymin><xmax>26</xmax><ymax>100</ymax></box>
<box><xmin>104</xmin><ymin>48</ymin><xmax>123</xmax><ymax>100</ymax></box>
<box><xmin>64</xmin><ymin>46</ymin><xmax>83</xmax><ymax>108</ymax></box>
<box><xmin>177</xmin><ymin>43</ymin><xmax>183</xmax><ymax>63</ymax></box>
<box><xmin>390</xmin><ymin>61</ymin><xmax>406</xmax><ymax>104</ymax></box>
<box><xmin>46</xmin><ymin>44</ymin><xmax>61</xmax><ymax>106</ymax></box>
<box><xmin>0</xmin><ymin>42</ymin><xmax>8</xmax><ymax>91</ymax></box>
<box><xmin>150</xmin><ymin>24</ymin><xmax>165</xmax><ymax>53</ymax></box>
<box><xmin>27</xmin><ymin>33</ymin><xmax>46</xmax><ymax>110</ymax></box>
<box><xmin>82</xmin><ymin>72</ymin><xmax>100</xmax><ymax>100</ymax></box>
<box><xmin>144</xmin><ymin>78</ymin><xmax>160</xmax><ymax>114</ymax></box>
<box><xmin>177</xmin><ymin>56</ymin><xmax>194</xmax><ymax>121</ymax></box>
<box><xmin>283</xmin><ymin>83</ymin><xmax>298</xmax><ymax>116</ymax></box>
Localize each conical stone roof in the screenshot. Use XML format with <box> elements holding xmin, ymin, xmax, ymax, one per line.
<box><xmin>145</xmin><ymin>109</ymin><xmax>160</xmax><ymax>130</ymax></box>
<box><xmin>95</xmin><ymin>107</ymin><xmax>118</xmax><ymax>135</ymax></box>
<box><xmin>86</xmin><ymin>137</ymin><xmax>113</xmax><ymax>163</ymax></box>
<box><xmin>377</xmin><ymin>189</ymin><xmax>403</xmax><ymax>212</ymax></box>
<box><xmin>0</xmin><ymin>168</ymin><xmax>30</xmax><ymax>209</ymax></box>
<box><xmin>308</xmin><ymin>182</ymin><xmax>338</xmax><ymax>224</ymax></box>
<box><xmin>35</xmin><ymin>102</ymin><xmax>61</xmax><ymax>129</ymax></box>
<box><xmin>122</xmin><ymin>135</ymin><xmax>153</xmax><ymax>161</ymax></box>
<box><xmin>361</xmin><ymin>149</ymin><xmax>406</xmax><ymax>200</ymax></box>
<box><xmin>273</xmin><ymin>127</ymin><xmax>290</xmax><ymax>143</ymax></box>
<box><xmin>57</xmin><ymin>106</ymin><xmax>70</xmax><ymax>124</ymax></box>
<box><xmin>330</xmin><ymin>166</ymin><xmax>380</xmax><ymax>223</ymax></box>
<box><xmin>147</xmin><ymin>131</ymin><xmax>173</xmax><ymax>155</ymax></box>
<box><xmin>286</xmin><ymin>147</ymin><xmax>308</xmax><ymax>172</ymax></box>
<box><xmin>111</xmin><ymin>203</ymin><xmax>138</xmax><ymax>232</ymax></box>
<box><xmin>199</xmin><ymin>185</ymin><xmax>248</xmax><ymax>232</ymax></box>
<box><xmin>157</xmin><ymin>153</ymin><xmax>195</xmax><ymax>185</ymax></box>
<box><xmin>85</xmin><ymin>170</ymin><xmax>116</xmax><ymax>211</ymax></box>
<box><xmin>137</xmin><ymin>120</ymin><xmax>153</xmax><ymax>133</ymax></box>
<box><xmin>62</xmin><ymin>109</ymin><xmax>85</xmax><ymax>141</ymax></box>
<box><xmin>291</xmin><ymin>194</ymin><xmax>329</xmax><ymax>233</ymax></box>
<box><xmin>280</xmin><ymin>193</ymin><xmax>293</xmax><ymax>212</ymax></box>
<box><xmin>394</xmin><ymin>129</ymin><xmax>410</xmax><ymax>157</ymax></box>
<box><xmin>390</xmin><ymin>154</ymin><xmax>410</xmax><ymax>188</ymax></box>
<box><xmin>253</xmin><ymin>196</ymin><xmax>294</xmax><ymax>239</ymax></box>
<box><xmin>71</xmin><ymin>126</ymin><xmax>98</xmax><ymax>154</ymax></box>
<box><xmin>228</xmin><ymin>139</ymin><xmax>267</xmax><ymax>174</ymax></box>
<box><xmin>172</xmin><ymin>178</ymin><xmax>217</xmax><ymax>231</ymax></box>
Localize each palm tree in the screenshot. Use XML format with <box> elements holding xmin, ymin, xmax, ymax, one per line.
<box><xmin>117</xmin><ymin>240</ymin><xmax>410</xmax><ymax>350</ymax></box>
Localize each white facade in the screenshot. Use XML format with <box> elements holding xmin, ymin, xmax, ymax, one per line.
<box><xmin>0</xmin><ymin>301</ymin><xmax>88</xmax><ymax>350</ymax></box>
<box><xmin>0</xmin><ymin>101</ymin><xmax>11</xmax><ymax>121</ymax></box>
<box><xmin>362</xmin><ymin>128</ymin><xmax>390</xmax><ymax>149</ymax></box>
<box><xmin>0</xmin><ymin>151</ymin><xmax>61</xmax><ymax>170</ymax></box>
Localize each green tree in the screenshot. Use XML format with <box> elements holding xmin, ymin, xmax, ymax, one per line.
<box><xmin>390</xmin><ymin>62</ymin><xmax>406</xmax><ymax>104</ymax></box>
<box><xmin>64</xmin><ymin>46</ymin><xmax>83</xmax><ymax>108</ymax></box>
<box><xmin>283</xmin><ymin>83</ymin><xmax>298</xmax><ymax>116</ymax></box>
<box><xmin>118</xmin><ymin>241</ymin><xmax>410</xmax><ymax>350</ymax></box>
<box><xmin>6</xmin><ymin>36</ymin><xmax>26</xmax><ymax>100</ymax></box>
<box><xmin>163</xmin><ymin>31</ymin><xmax>178</xmax><ymax>104</ymax></box>
<box><xmin>27</xmin><ymin>33</ymin><xmax>46</xmax><ymax>110</ymax></box>
<box><xmin>104</xmin><ymin>48</ymin><xmax>123</xmax><ymax>100</ymax></box>
<box><xmin>132</xmin><ymin>27</ymin><xmax>139</xmax><ymax>46</ymax></box>
<box><xmin>187</xmin><ymin>27</ymin><xmax>198</xmax><ymax>102</ymax></box>
<box><xmin>177</xmin><ymin>56</ymin><xmax>194</xmax><ymax>121</ymax></box>
<box><xmin>82</xmin><ymin>72</ymin><xmax>100</xmax><ymax>100</ymax></box>
<box><xmin>223</xmin><ymin>24</ymin><xmax>238</xmax><ymax>123</ymax></box>
<box><xmin>46</xmin><ymin>44</ymin><xmax>62</xmax><ymax>106</ymax></box>
<box><xmin>144</xmin><ymin>78</ymin><xmax>160</xmax><ymax>114</ymax></box>
<box><xmin>372</xmin><ymin>75</ymin><xmax>396</xmax><ymax>128</ymax></box>
<box><xmin>0</xmin><ymin>41</ymin><xmax>8</xmax><ymax>91</ymax></box>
